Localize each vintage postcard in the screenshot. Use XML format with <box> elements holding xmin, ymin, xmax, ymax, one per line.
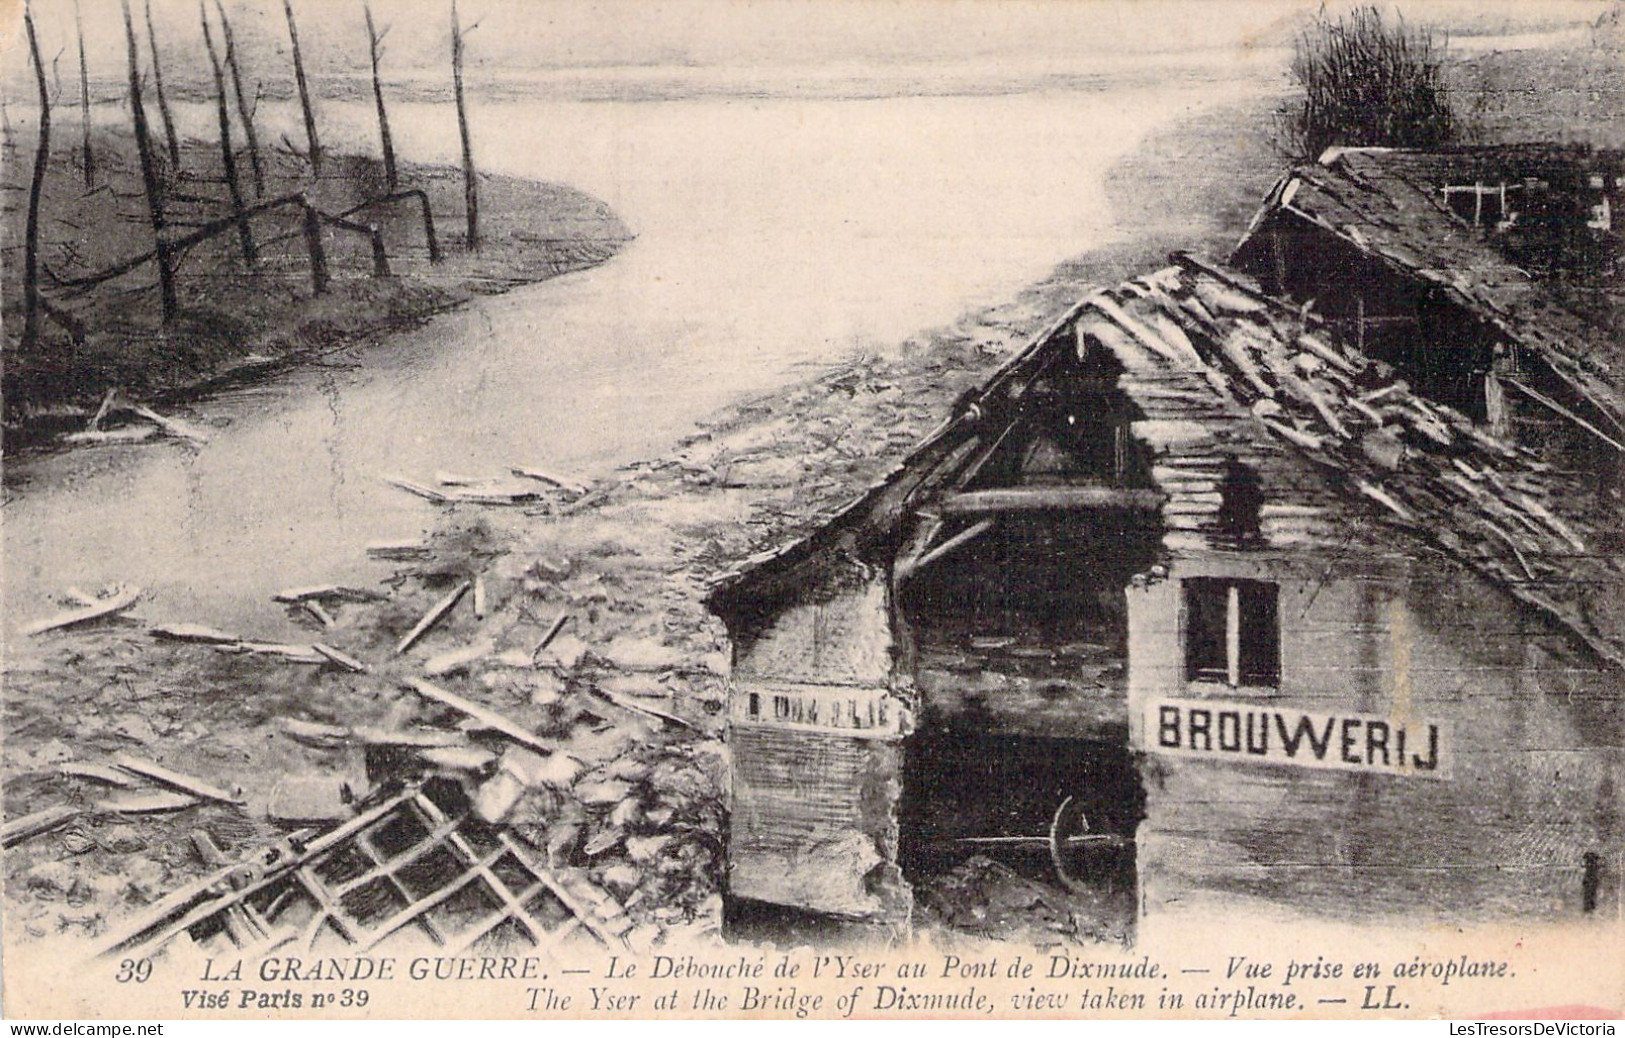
<box><xmin>2</xmin><ymin>0</ymin><xmax>1621</xmax><ymax>1022</ymax></box>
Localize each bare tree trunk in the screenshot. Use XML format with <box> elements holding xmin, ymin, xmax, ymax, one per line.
<box><xmin>21</xmin><ymin>2</ymin><xmax>50</xmax><ymax>355</ymax></box>
<box><xmin>122</xmin><ymin>0</ymin><xmax>177</xmax><ymax>322</ymax></box>
<box><xmin>144</xmin><ymin>0</ymin><xmax>181</xmax><ymax>169</ymax></box>
<box><xmin>283</xmin><ymin>0</ymin><xmax>322</xmax><ymax>179</ymax></box>
<box><xmin>75</xmin><ymin>0</ymin><xmax>94</xmax><ymax>188</ymax></box>
<box><xmin>364</xmin><ymin>0</ymin><xmax>397</xmax><ymax>192</ymax></box>
<box><xmin>451</xmin><ymin>0</ymin><xmax>478</xmax><ymax>250</ymax></box>
<box><xmin>215</xmin><ymin>0</ymin><xmax>264</xmax><ymax>197</ymax></box>
<box><xmin>200</xmin><ymin>0</ymin><xmax>255</xmax><ymax>266</ymax></box>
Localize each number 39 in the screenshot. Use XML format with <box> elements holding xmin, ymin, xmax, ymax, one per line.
<box><xmin>116</xmin><ymin>959</ymin><xmax>153</xmax><ymax>984</ymax></box>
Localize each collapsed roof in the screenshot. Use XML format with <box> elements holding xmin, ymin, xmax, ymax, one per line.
<box><xmin>1232</xmin><ymin>145</ymin><xmax>1625</xmax><ymax>449</ymax></box>
<box><xmin>710</xmin><ymin>253</ymin><xmax>1625</xmax><ymax>672</ymax></box>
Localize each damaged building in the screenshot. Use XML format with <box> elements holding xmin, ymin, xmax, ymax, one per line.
<box><xmin>706</xmin><ymin>251</ymin><xmax>1624</xmax><ymax>934</ymax></box>
<box><xmin>1230</xmin><ymin>145</ymin><xmax>1625</xmax><ymax>497</ymax></box>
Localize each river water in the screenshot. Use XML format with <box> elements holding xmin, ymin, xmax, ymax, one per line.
<box><xmin>4</xmin><ymin>58</ymin><xmax>1268</xmax><ymax>638</ymax></box>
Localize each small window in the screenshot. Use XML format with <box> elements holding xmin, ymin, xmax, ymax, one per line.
<box><xmin>1184</xmin><ymin>578</ymin><xmax>1279</xmax><ymax>687</ymax></box>
<box><xmin>748</xmin><ymin>692</ymin><xmax>761</xmax><ymax>718</ymax></box>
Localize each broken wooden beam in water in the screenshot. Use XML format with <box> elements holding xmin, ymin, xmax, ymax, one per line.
<box><xmin>406</xmin><ymin>678</ymin><xmax>555</xmax><ymax>756</ymax></box>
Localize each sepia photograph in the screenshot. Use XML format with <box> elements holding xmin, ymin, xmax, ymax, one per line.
<box><xmin>1</xmin><ymin>0</ymin><xmax>1620</xmax><ymax>1022</ymax></box>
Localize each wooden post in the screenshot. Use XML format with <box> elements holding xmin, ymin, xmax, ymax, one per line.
<box><xmin>21</xmin><ymin>0</ymin><xmax>49</xmax><ymax>356</ymax></box>
<box><xmin>144</xmin><ymin>0</ymin><xmax>181</xmax><ymax>169</ymax></box>
<box><xmin>369</xmin><ymin>226</ymin><xmax>390</xmax><ymax>278</ymax></box>
<box><xmin>122</xmin><ymin>0</ymin><xmax>177</xmax><ymax>322</ymax></box>
<box><xmin>451</xmin><ymin>0</ymin><xmax>479</xmax><ymax>250</ymax></box>
<box><xmin>200</xmin><ymin>0</ymin><xmax>255</xmax><ymax>267</ymax></box>
<box><xmin>216</xmin><ymin>1</ymin><xmax>264</xmax><ymax>197</ymax></box>
<box><xmin>284</xmin><ymin>0</ymin><xmax>322</xmax><ymax>179</ymax></box>
<box><xmin>75</xmin><ymin>0</ymin><xmax>94</xmax><ymax>188</ymax></box>
<box><xmin>364</xmin><ymin>1</ymin><xmax>398</xmax><ymax>192</ymax></box>
<box><xmin>303</xmin><ymin>204</ymin><xmax>328</xmax><ymax>294</ymax></box>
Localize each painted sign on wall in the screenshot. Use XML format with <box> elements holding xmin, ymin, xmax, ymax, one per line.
<box><xmin>1143</xmin><ymin>697</ymin><xmax>1448</xmax><ymax>779</ymax></box>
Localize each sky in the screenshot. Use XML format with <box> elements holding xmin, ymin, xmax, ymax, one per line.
<box><xmin>1</xmin><ymin>0</ymin><xmax>1611</xmax><ymax>94</ymax></box>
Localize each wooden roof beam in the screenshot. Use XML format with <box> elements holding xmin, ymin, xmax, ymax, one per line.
<box><xmin>931</xmin><ymin>486</ymin><xmax>1164</xmax><ymax>515</ymax></box>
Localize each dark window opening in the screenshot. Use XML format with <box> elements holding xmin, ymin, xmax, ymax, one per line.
<box><xmin>1185</xmin><ymin>578</ymin><xmax>1280</xmax><ymax>687</ymax></box>
<box><xmin>748</xmin><ymin>692</ymin><xmax>761</xmax><ymax>718</ymax></box>
<box><xmin>1216</xmin><ymin>459</ymin><xmax>1264</xmax><ymax>545</ymax></box>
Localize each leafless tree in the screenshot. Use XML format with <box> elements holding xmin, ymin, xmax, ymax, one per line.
<box><xmin>122</xmin><ymin>0</ymin><xmax>178</xmax><ymax>321</ymax></box>
<box><xmin>144</xmin><ymin>0</ymin><xmax>182</xmax><ymax>168</ymax></box>
<box><xmin>215</xmin><ymin>0</ymin><xmax>265</xmax><ymax>197</ymax></box>
<box><xmin>74</xmin><ymin>0</ymin><xmax>94</xmax><ymax>187</ymax></box>
<box><xmin>200</xmin><ymin>0</ymin><xmax>255</xmax><ymax>265</ymax></box>
<box><xmin>451</xmin><ymin>0</ymin><xmax>479</xmax><ymax>249</ymax></box>
<box><xmin>284</xmin><ymin>0</ymin><xmax>322</xmax><ymax>178</ymax></box>
<box><xmin>364</xmin><ymin>0</ymin><xmax>398</xmax><ymax>191</ymax></box>
<box><xmin>21</xmin><ymin>0</ymin><xmax>51</xmax><ymax>354</ymax></box>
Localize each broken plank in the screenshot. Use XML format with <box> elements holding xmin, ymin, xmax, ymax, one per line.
<box><xmin>935</xmin><ymin>487</ymin><xmax>1162</xmax><ymax>515</ymax></box>
<box><xmin>312</xmin><ymin>643</ymin><xmax>371</xmax><ymax>674</ymax></box>
<box><xmin>126</xmin><ymin>401</ymin><xmax>211</xmax><ymax>444</ymax></box>
<box><xmin>2</xmin><ymin>805</ymin><xmax>79</xmax><ymax>847</ymax></box>
<box><xmin>587</xmin><ymin>685</ymin><xmax>696</xmax><ymax>731</ymax></box>
<box><xmin>382</xmin><ymin>476</ymin><xmax>449</xmax><ymax>503</ymax></box>
<box><xmin>510</xmin><ymin>465</ymin><xmax>588</xmax><ymax>495</ymax></box>
<box><xmin>366</xmin><ymin>539</ymin><xmax>431</xmax><ymax>560</ymax></box>
<box><xmin>274</xmin><ymin>584</ymin><xmax>383</xmax><ymax>604</ymax></box>
<box><xmin>87</xmin><ymin>387</ymin><xmax>121</xmax><ymax>431</ymax></box>
<box><xmin>303</xmin><ymin>601</ymin><xmax>337</xmax><ymax>628</ymax></box>
<box><xmin>219</xmin><ymin>641</ymin><xmax>325</xmax><ymax>664</ymax></box>
<box><xmin>532</xmin><ymin>612</ymin><xmax>572</xmax><ymax>663</ymax></box>
<box><xmin>62</xmin><ymin>426</ymin><xmax>157</xmax><ymax>446</ymax></box>
<box><xmin>96</xmin><ymin>791</ymin><xmax>201</xmax><ymax>814</ymax></box>
<box><xmin>396</xmin><ymin>581</ymin><xmax>471</xmax><ymax>654</ymax></box>
<box><xmin>148</xmin><ymin>622</ymin><xmax>240</xmax><ymax>644</ymax></box>
<box><xmin>24</xmin><ymin>586</ymin><xmax>143</xmax><ymax>636</ymax></box>
<box><xmin>59</xmin><ymin>762</ymin><xmax>140</xmax><ymax>787</ymax></box>
<box><xmin>406</xmin><ymin>678</ymin><xmax>554</xmax><ymax>756</ymax></box>
<box><xmin>472</xmin><ymin>576</ymin><xmax>487</xmax><ymax>619</ymax></box>
<box><xmin>279</xmin><ymin>718</ymin><xmax>352</xmax><ymax>747</ymax></box>
<box><xmin>112</xmin><ymin>754</ymin><xmax>244</xmax><ymax>805</ymax></box>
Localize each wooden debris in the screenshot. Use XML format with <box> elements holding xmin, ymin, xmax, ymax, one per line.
<box><xmin>312</xmin><ymin>643</ymin><xmax>371</xmax><ymax>674</ymax></box>
<box><xmin>396</xmin><ymin>581</ymin><xmax>471</xmax><ymax>654</ymax></box>
<box><xmin>112</xmin><ymin>753</ymin><xmax>244</xmax><ymax>805</ymax></box>
<box><xmin>365</xmin><ymin>539</ymin><xmax>430</xmax><ymax>560</ymax></box>
<box><xmin>382</xmin><ymin>476</ymin><xmax>449</xmax><ymax>503</ymax></box>
<box><xmin>2</xmin><ymin>805</ymin><xmax>80</xmax><ymax>847</ymax></box>
<box><xmin>59</xmin><ymin>762</ymin><xmax>140</xmax><ymax>787</ymax></box>
<box><xmin>274</xmin><ymin>584</ymin><xmax>382</xmax><ymax>604</ymax></box>
<box><xmin>191</xmin><ymin>830</ymin><xmax>230</xmax><ymax>866</ymax></box>
<box><xmin>587</xmin><ymin>685</ymin><xmax>695</xmax><ymax>731</ymax></box>
<box><xmin>218</xmin><ymin>641</ymin><xmax>325</xmax><ymax>664</ymax></box>
<box><xmin>510</xmin><ymin>465</ymin><xmax>588</xmax><ymax>496</ymax></box>
<box><xmin>420</xmin><ymin>745</ymin><xmax>498</xmax><ymax>771</ymax></box>
<box><xmin>303</xmin><ymin>601</ymin><xmax>337</xmax><ymax>628</ymax></box>
<box><xmin>406</xmin><ymin>678</ymin><xmax>554</xmax><ymax>756</ymax></box>
<box><xmin>472</xmin><ymin>576</ymin><xmax>487</xmax><ymax>619</ymax></box>
<box><xmin>87</xmin><ymin>388</ymin><xmax>121</xmax><ymax>432</ymax></box>
<box><xmin>24</xmin><ymin>585</ymin><xmax>142</xmax><ymax>636</ymax></box>
<box><xmin>62</xmin><ymin>426</ymin><xmax>157</xmax><ymax>446</ymax></box>
<box><xmin>149</xmin><ymin>622</ymin><xmax>239</xmax><ymax>644</ymax></box>
<box><xmin>532</xmin><ymin>612</ymin><xmax>572</xmax><ymax>664</ymax></box>
<box><xmin>126</xmin><ymin>400</ymin><xmax>211</xmax><ymax>444</ymax></box>
<box><xmin>279</xmin><ymin>718</ymin><xmax>351</xmax><ymax>748</ymax></box>
<box><xmin>96</xmin><ymin>791</ymin><xmax>201</xmax><ymax>814</ymax></box>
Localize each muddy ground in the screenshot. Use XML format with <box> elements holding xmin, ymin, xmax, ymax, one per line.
<box><xmin>5</xmin><ymin>23</ymin><xmax>1620</xmax><ymax>958</ymax></box>
<box><xmin>2</xmin><ymin>125</ymin><xmax>629</xmax><ymax>447</ymax></box>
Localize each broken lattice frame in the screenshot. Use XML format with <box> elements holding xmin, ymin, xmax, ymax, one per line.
<box><xmin>95</xmin><ymin>780</ymin><xmax>631</xmax><ymax>960</ymax></box>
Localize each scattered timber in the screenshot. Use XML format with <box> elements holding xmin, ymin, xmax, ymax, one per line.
<box><xmin>24</xmin><ymin>586</ymin><xmax>142</xmax><ymax>636</ymax></box>
<box><xmin>112</xmin><ymin>753</ymin><xmax>245</xmax><ymax>805</ymax></box>
<box><xmin>406</xmin><ymin>678</ymin><xmax>555</xmax><ymax>756</ymax></box>
<box><xmin>2</xmin><ymin>805</ymin><xmax>79</xmax><ymax>848</ymax></box>
<box><xmin>148</xmin><ymin>622</ymin><xmax>240</xmax><ymax>644</ymax></box>
<box><xmin>312</xmin><ymin>643</ymin><xmax>371</xmax><ymax>673</ymax></box>
<box><xmin>96</xmin><ymin>791</ymin><xmax>201</xmax><ymax>814</ymax></box>
<box><xmin>395</xmin><ymin>581</ymin><xmax>470</xmax><ymax>654</ymax></box>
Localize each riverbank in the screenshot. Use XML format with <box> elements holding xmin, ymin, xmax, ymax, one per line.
<box><xmin>0</xmin><ymin>84</ymin><xmax>1284</xmax><ymax>953</ymax></box>
<box><xmin>2</xmin><ymin>127</ymin><xmax>629</xmax><ymax>450</ymax></box>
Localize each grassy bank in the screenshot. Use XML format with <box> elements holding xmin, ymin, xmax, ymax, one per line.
<box><xmin>2</xmin><ymin>126</ymin><xmax>629</xmax><ymax>449</ymax></box>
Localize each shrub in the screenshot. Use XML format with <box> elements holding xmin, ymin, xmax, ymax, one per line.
<box><xmin>1280</xmin><ymin>5</ymin><xmax>1455</xmax><ymax>160</ymax></box>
